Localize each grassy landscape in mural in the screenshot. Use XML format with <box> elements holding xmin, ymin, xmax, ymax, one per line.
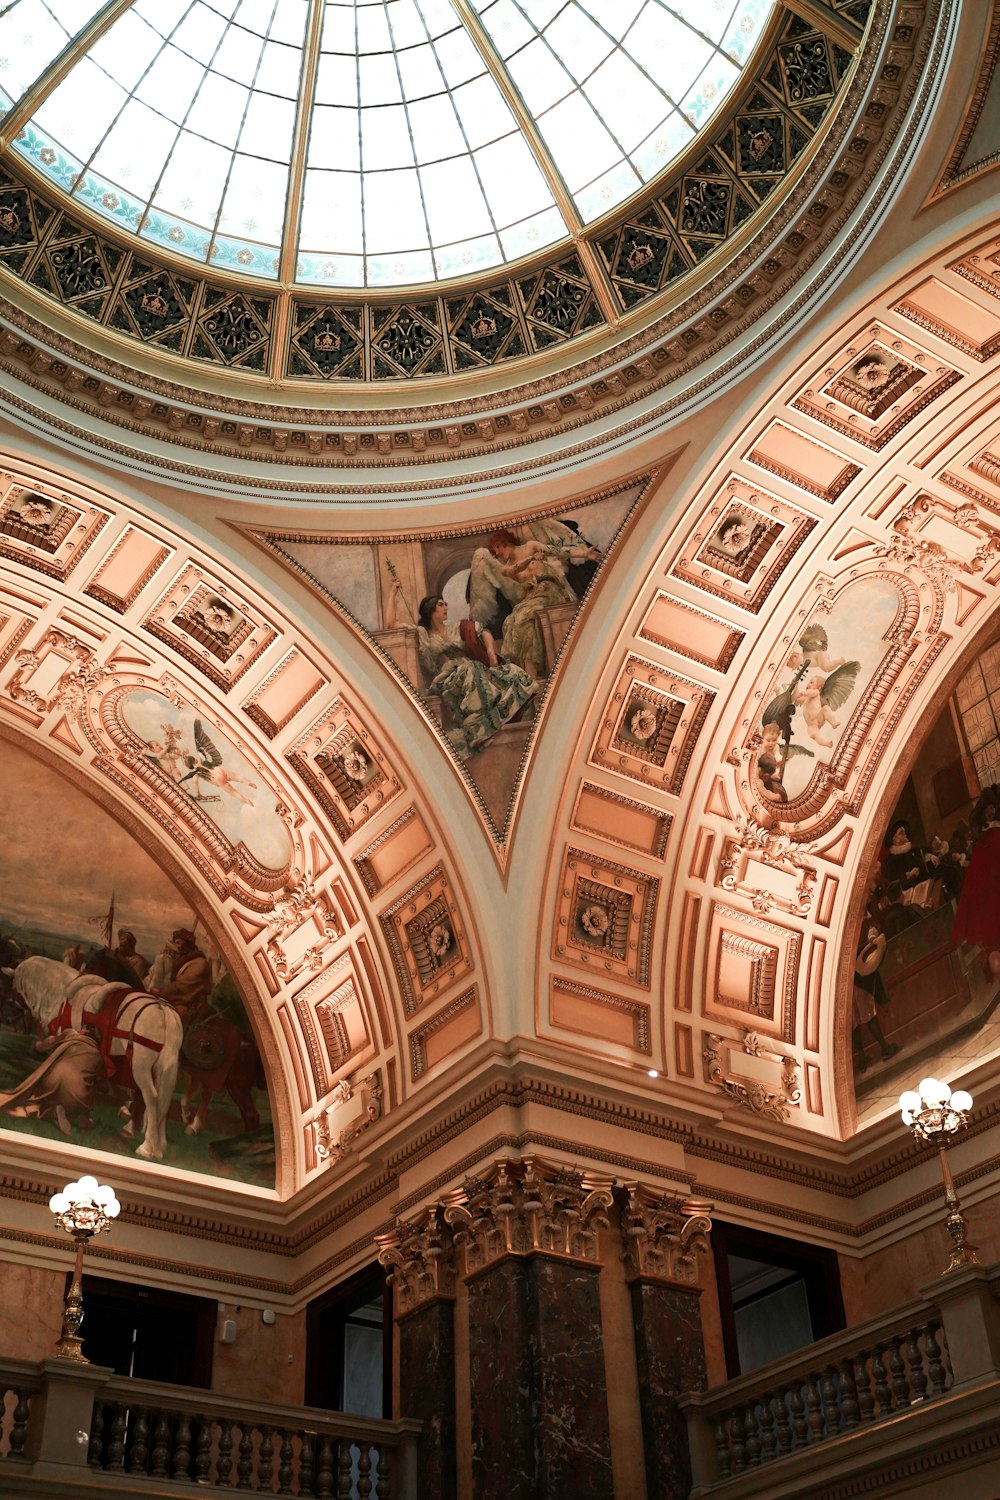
<box><xmin>0</xmin><ymin>741</ymin><xmax>274</xmax><ymax>1186</ymax></box>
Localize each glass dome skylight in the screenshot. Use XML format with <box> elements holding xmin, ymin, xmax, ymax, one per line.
<box><xmin>0</xmin><ymin>0</ymin><xmax>776</xmax><ymax>287</ymax></box>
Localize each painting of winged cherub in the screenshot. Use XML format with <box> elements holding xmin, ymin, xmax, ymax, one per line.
<box><xmin>268</xmin><ymin>484</ymin><xmax>642</xmax><ymax>837</ymax></box>
<box><xmin>122</xmin><ymin>690</ymin><xmax>292</xmax><ymax>872</ymax></box>
<box><xmin>754</xmin><ymin>578</ymin><xmax>900</xmax><ymax>803</ymax></box>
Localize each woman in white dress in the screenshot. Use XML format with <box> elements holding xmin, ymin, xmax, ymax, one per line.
<box><xmin>416</xmin><ymin>595</ymin><xmax>537</xmax><ymax>761</ymax></box>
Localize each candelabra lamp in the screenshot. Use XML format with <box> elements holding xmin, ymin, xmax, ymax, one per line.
<box><xmin>49</xmin><ymin>1175</ymin><xmax>121</xmax><ymax>1361</ymax></box>
<box><xmin>899</xmin><ymin>1078</ymin><xmax>977</xmax><ymax>1274</ymax></box>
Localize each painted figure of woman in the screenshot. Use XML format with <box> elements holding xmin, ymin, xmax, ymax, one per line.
<box><xmin>417</xmin><ymin>595</ymin><xmax>537</xmax><ymax>761</ymax></box>
<box><xmin>486</xmin><ymin>528</ymin><xmax>584</xmax><ymax>679</ymax></box>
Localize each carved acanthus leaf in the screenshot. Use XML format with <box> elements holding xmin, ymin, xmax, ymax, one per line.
<box><xmin>620</xmin><ymin>1184</ymin><xmax>713</xmax><ymax>1284</ymax></box>
<box><xmin>442</xmin><ymin>1157</ymin><xmax>614</xmax><ymax>1273</ymax></box>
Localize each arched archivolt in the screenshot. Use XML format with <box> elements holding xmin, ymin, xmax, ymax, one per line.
<box><xmin>0</xmin><ymin>454</ymin><xmax>493</xmax><ymax>1202</ymax></box>
<box><xmin>537</xmin><ymin>219</ymin><xmax>1000</xmax><ymax>1142</ymax></box>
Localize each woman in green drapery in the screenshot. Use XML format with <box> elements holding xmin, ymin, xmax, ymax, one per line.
<box><xmin>416</xmin><ymin>595</ymin><xmax>538</xmax><ymax>761</ymax></box>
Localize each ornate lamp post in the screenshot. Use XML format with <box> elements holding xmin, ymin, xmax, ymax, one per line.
<box><xmin>49</xmin><ymin>1175</ymin><xmax>120</xmax><ymax>1361</ymax></box>
<box><xmin>899</xmin><ymin>1078</ymin><xmax>977</xmax><ymax>1274</ymax></box>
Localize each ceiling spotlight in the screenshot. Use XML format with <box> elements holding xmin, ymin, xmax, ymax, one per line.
<box><xmin>648</xmin><ymin>1069</ymin><xmax>659</xmax><ymax>1078</ymax></box>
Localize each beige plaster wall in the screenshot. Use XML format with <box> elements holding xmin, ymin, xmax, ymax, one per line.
<box><xmin>839</xmin><ymin>1195</ymin><xmax>1000</xmax><ymax>1325</ymax></box>
<box><xmin>0</xmin><ymin>1261</ymin><xmax>65</xmax><ymax>1361</ymax></box>
<box><xmin>211</xmin><ymin>1302</ymin><xmax>306</xmax><ymax>1405</ymax></box>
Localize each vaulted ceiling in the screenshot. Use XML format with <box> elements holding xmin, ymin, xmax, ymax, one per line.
<box><xmin>1</xmin><ymin>0</ymin><xmax>998</xmax><ymax>1235</ymax></box>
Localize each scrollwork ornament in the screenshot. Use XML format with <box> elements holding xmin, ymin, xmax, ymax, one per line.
<box><xmin>620</xmin><ymin>1184</ymin><xmax>713</xmax><ymax>1284</ymax></box>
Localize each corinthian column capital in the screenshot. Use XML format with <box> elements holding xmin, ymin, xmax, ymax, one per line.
<box><xmin>620</xmin><ymin>1184</ymin><xmax>713</xmax><ymax>1285</ymax></box>
<box><xmin>375</xmin><ymin>1207</ymin><xmax>457</xmax><ymax>1316</ymax></box>
<box><xmin>442</xmin><ymin>1156</ymin><xmax>615</xmax><ymax>1275</ymax></box>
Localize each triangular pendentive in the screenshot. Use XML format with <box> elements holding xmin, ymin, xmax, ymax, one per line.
<box><xmin>244</xmin><ymin>473</ymin><xmax>661</xmax><ymax>862</ymax></box>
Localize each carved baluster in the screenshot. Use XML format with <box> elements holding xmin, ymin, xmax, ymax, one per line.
<box><xmin>853</xmin><ymin>1352</ymin><xmax>875</xmax><ymax>1423</ymax></box>
<box><xmin>924</xmin><ymin>1322</ymin><xmax>947</xmax><ymax>1396</ymax></box>
<box><xmin>316</xmin><ymin>1434</ymin><xmax>336</xmax><ymax>1498</ymax></box>
<box><xmin>715</xmin><ymin>1414</ymin><xmax>732</xmax><ymax>1479</ymax></box>
<box><xmin>787</xmin><ymin>1383</ymin><xmax>807</xmax><ymax>1449</ymax></box>
<box><xmin>728</xmin><ymin>1406</ymin><xmax>746</xmax><ymax>1473</ymax></box>
<box><xmin>375</xmin><ymin>1446</ymin><xmax>389</xmax><ymax>1500</ymax></box>
<box><xmin>88</xmin><ymin>1404</ymin><xmax>106</xmax><ymax>1469</ymax></box>
<box><xmin>298</xmin><ymin>1432</ymin><xmax>315</xmax><ymax>1496</ymax></box>
<box><xmin>744</xmin><ymin>1403</ymin><xmax>761</xmax><ymax>1468</ymax></box>
<box><xmin>757</xmin><ymin>1396</ymin><xmax>777</xmax><ymax>1462</ymax></box>
<box><xmin>236</xmin><ymin>1422</ymin><xmax>254</xmax><ymax>1488</ymax></box>
<box><xmin>839</xmin><ymin>1360</ymin><xmax>860</xmax><ymax>1429</ymax></box>
<box><xmin>150</xmin><ymin>1410</ymin><xmax>171</xmax><ymax>1479</ymax></box>
<box><xmin>10</xmin><ymin>1388</ymin><xmax>31</xmax><ymax>1460</ymax></box>
<box><xmin>872</xmin><ymin>1346</ymin><xmax>892</xmax><ymax>1413</ymax></box>
<box><xmin>888</xmin><ymin>1337</ymin><xmax>910</xmax><ymax>1408</ymax></box>
<box><xmin>337</xmin><ymin>1438</ymin><xmax>354</xmax><ymax>1498</ymax></box>
<box><xmin>216</xmin><ymin>1418</ymin><xmax>234</xmax><ymax>1487</ymax></box>
<box><xmin>772</xmin><ymin>1389</ymin><xmax>792</xmax><ymax>1454</ymax></box>
<box><xmin>173</xmin><ymin>1413</ymin><xmax>192</xmax><ymax>1481</ymax></box>
<box><xmin>905</xmin><ymin>1329</ymin><xmax>928</xmax><ymax>1402</ymax></box>
<box><xmin>804</xmin><ymin>1374</ymin><xmax>824</xmax><ymax>1443</ymax></box>
<box><xmin>128</xmin><ymin>1409</ymin><xmax>150</xmax><ymax>1474</ymax></box>
<box><xmin>276</xmin><ymin>1429</ymin><xmax>294</xmax><ymax>1494</ymax></box>
<box><xmin>257</xmin><ymin>1424</ymin><xmax>273</xmax><ymax>1490</ymax></box>
<box><xmin>107</xmin><ymin>1404</ymin><xmax>128</xmax><ymax>1473</ymax></box>
<box><xmin>357</xmin><ymin>1441</ymin><xmax>372</xmax><ymax>1499</ymax></box>
<box><xmin>194</xmin><ymin>1421</ymin><xmax>212</xmax><ymax>1486</ymax></box>
<box><xmin>820</xmin><ymin>1367</ymin><xmax>840</xmax><ymax>1435</ymax></box>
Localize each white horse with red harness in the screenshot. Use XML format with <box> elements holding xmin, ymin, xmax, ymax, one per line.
<box><xmin>11</xmin><ymin>956</ymin><xmax>183</xmax><ymax>1160</ymax></box>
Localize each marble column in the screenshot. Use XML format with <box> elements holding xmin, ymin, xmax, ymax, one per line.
<box><xmin>377</xmin><ymin>1211</ymin><xmax>457</xmax><ymax>1500</ymax></box>
<box><xmin>621</xmin><ymin>1186</ymin><xmax>713</xmax><ymax>1500</ymax></box>
<box><xmin>446</xmin><ymin>1157</ymin><xmax>615</xmax><ymax>1500</ymax></box>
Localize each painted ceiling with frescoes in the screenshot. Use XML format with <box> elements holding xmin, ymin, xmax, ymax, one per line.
<box><xmin>0</xmin><ymin>0</ymin><xmax>999</xmax><ymax>1222</ymax></box>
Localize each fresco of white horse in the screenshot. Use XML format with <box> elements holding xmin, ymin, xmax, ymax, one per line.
<box><xmin>11</xmin><ymin>957</ymin><xmax>182</xmax><ymax>1160</ymax></box>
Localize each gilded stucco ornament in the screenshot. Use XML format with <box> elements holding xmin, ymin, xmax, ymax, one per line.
<box><xmin>443</xmin><ymin>1157</ymin><xmax>615</xmax><ymax>1272</ymax></box>
<box><xmin>704</xmin><ymin>1032</ymin><xmax>801</xmax><ymax>1123</ymax></box>
<box><xmin>311</xmin><ymin>1071</ymin><xmax>382</xmax><ymax>1165</ymax></box>
<box><xmin>619</xmin><ymin>1185</ymin><xmax>714</xmax><ymax>1285</ymax></box>
<box><xmin>376</xmin><ymin>1209</ymin><xmax>458</xmax><ymax>1316</ymax></box>
<box><xmin>719</xmin><ymin>817</ymin><xmax>818</xmax><ymax>917</ymax></box>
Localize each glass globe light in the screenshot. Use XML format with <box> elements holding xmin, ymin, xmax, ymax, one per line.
<box><xmin>950</xmin><ymin>1090</ymin><xmax>973</xmax><ymax>1114</ymax></box>
<box><xmin>898</xmin><ymin>1090</ymin><xmax>921</xmax><ymax>1115</ymax></box>
<box><xmin>919</xmin><ymin>1077</ymin><xmax>950</xmax><ymax>1106</ymax></box>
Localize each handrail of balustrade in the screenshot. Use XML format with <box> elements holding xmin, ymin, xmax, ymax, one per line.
<box><xmin>682</xmin><ymin>1290</ymin><xmax>944</xmax><ymax>1417</ymax></box>
<box><xmin>92</xmin><ymin>1372</ymin><xmax>409</xmax><ymax>1444</ymax></box>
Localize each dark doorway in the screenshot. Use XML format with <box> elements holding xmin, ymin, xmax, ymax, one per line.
<box><xmin>711</xmin><ymin>1222</ymin><xmax>846</xmax><ymax>1378</ymax></box>
<box><xmin>305</xmin><ymin>1264</ymin><xmax>391</xmax><ymax>1418</ymax></box>
<box><xmin>78</xmin><ymin>1275</ymin><xmax>215</xmax><ymax>1388</ymax></box>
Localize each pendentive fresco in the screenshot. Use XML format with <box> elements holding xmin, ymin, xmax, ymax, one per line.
<box><xmin>253</xmin><ymin>479</ymin><xmax>646</xmax><ymax>846</ymax></box>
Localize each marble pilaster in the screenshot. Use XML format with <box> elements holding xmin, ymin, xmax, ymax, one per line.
<box><xmin>621</xmin><ymin>1187</ymin><xmax>713</xmax><ymax>1500</ymax></box>
<box><xmin>377</xmin><ymin>1210</ymin><xmax>458</xmax><ymax>1500</ymax></box>
<box><xmin>447</xmin><ymin>1157</ymin><xmax>615</xmax><ymax>1500</ymax></box>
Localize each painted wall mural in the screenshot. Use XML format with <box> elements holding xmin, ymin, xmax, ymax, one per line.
<box><xmin>120</xmin><ymin>689</ymin><xmax>293</xmax><ymax>874</ymax></box>
<box><xmin>249</xmin><ymin>479</ymin><xmax>649</xmax><ymax>847</ymax></box>
<box><xmin>850</xmin><ymin>636</ymin><xmax>1000</xmax><ymax>1087</ymax></box>
<box><xmin>754</xmin><ymin>577</ymin><xmax>901</xmax><ymax>803</ymax></box>
<box><xmin>0</xmin><ymin>739</ymin><xmax>274</xmax><ymax>1185</ymax></box>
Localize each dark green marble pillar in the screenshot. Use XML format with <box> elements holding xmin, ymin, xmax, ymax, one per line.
<box><xmin>630</xmin><ymin>1279</ymin><xmax>707</xmax><ymax>1500</ymax></box>
<box><xmin>397</xmin><ymin>1296</ymin><xmax>457</xmax><ymax>1500</ymax></box>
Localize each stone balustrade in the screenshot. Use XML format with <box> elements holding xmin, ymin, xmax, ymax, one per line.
<box><xmin>679</xmin><ymin>1264</ymin><xmax>1000</xmax><ymax>1498</ymax></box>
<box><xmin>0</xmin><ymin>1357</ymin><xmax>420</xmax><ymax>1499</ymax></box>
